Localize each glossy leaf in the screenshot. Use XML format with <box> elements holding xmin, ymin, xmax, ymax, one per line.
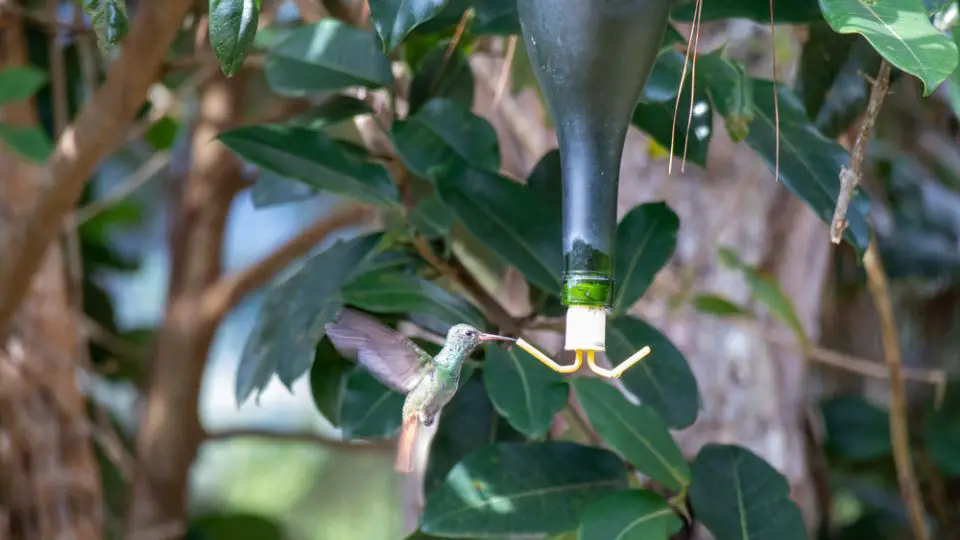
<box><xmin>0</xmin><ymin>123</ymin><xmax>53</xmax><ymax>163</ymax></box>
<box><xmin>437</xmin><ymin>164</ymin><xmax>563</xmax><ymax>293</ymax></box>
<box><xmin>689</xmin><ymin>444</ymin><xmax>807</xmax><ymax>540</ymax></box>
<box><xmin>425</xmin><ymin>371</ymin><xmax>525</xmax><ymax>493</ymax></box>
<box><xmin>700</xmin><ymin>59</ymin><xmax>871</xmax><ymax>254</ymax></box>
<box><xmin>672</xmin><ymin>0</ymin><xmax>823</xmax><ymax>23</ymax></box>
<box><xmin>340</xmin><ymin>368</ymin><xmax>405</xmax><ymax>439</ymax></box>
<box><xmin>342</xmin><ymin>270</ymin><xmax>487</xmax><ymax>328</ymax></box>
<box><xmin>718</xmin><ymin>247</ymin><xmax>807</xmax><ymax>344</ymax></box>
<box><xmin>235</xmin><ymin>233</ymin><xmax>383</xmax><ymax>403</ymax></box>
<box><xmin>612</xmin><ymin>203</ymin><xmax>680</xmax><ymax>314</ymax></box>
<box><xmin>607</xmin><ymin>316</ymin><xmax>700</xmax><ymax>429</ymax></box>
<box><xmin>209</xmin><ymin>0</ymin><xmax>261</xmax><ymax>77</ymax></box>
<box><xmin>571</xmin><ymin>378</ymin><xmax>690</xmax><ymax>491</ymax></box>
<box><xmin>264</xmin><ymin>20</ymin><xmax>393</xmax><ymax>96</ymax></box>
<box><xmin>392</xmin><ymin>98</ymin><xmax>500</xmax><ymax>181</ymax></box>
<box><xmin>819</xmin><ymin>0</ymin><xmax>958</xmax><ymax>96</ymax></box>
<box><xmin>369</xmin><ymin>0</ymin><xmax>449</xmax><ymax>51</ymax></box>
<box><xmin>0</xmin><ymin>66</ymin><xmax>48</xmax><ymax>105</ymax></box>
<box><xmin>421</xmin><ymin>442</ymin><xmax>628</xmax><ymax>537</ymax></box>
<box><xmin>578</xmin><ymin>490</ymin><xmax>683</xmax><ymax>540</ymax></box>
<box><xmin>821</xmin><ymin>394</ymin><xmax>892</xmax><ymax>462</ymax></box>
<box><xmin>692</xmin><ymin>294</ymin><xmax>750</xmax><ymax>317</ymax></box>
<box><xmin>409</xmin><ymin>41</ymin><xmax>474</xmax><ymax>115</ymax></box>
<box><xmin>797</xmin><ymin>26</ymin><xmax>884</xmax><ymax>138</ymax></box>
<box><xmin>483</xmin><ymin>343</ymin><xmax>568</xmax><ymax>439</ymax></box>
<box><xmin>219</xmin><ymin>124</ymin><xmax>399</xmax><ymax>207</ymax></box>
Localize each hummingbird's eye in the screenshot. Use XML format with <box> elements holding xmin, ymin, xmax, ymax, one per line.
<box><xmin>466</xmin><ymin>330</ymin><xmax>476</xmax><ymax>337</ymax></box>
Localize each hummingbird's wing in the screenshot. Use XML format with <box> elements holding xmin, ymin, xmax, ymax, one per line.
<box><xmin>325</xmin><ymin>309</ymin><xmax>432</xmax><ymax>394</ymax></box>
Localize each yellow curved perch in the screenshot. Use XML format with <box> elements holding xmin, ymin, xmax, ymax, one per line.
<box><xmin>514</xmin><ymin>338</ymin><xmax>652</xmax><ymax>378</ymax></box>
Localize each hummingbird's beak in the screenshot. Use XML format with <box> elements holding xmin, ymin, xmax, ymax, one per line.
<box><xmin>478</xmin><ymin>333</ymin><xmax>515</xmax><ymax>343</ymax></box>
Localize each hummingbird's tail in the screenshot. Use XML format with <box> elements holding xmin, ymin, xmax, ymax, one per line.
<box><xmin>395</xmin><ymin>415</ymin><xmax>419</xmax><ymax>474</ymax></box>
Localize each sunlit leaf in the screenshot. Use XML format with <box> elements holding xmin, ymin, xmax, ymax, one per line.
<box><xmin>819</xmin><ymin>0</ymin><xmax>958</xmax><ymax>96</ymax></box>
<box><xmin>209</xmin><ymin>0</ymin><xmax>261</xmax><ymax>77</ymax></box>
<box><xmin>421</xmin><ymin>442</ymin><xmax>629</xmax><ymax>537</ymax></box>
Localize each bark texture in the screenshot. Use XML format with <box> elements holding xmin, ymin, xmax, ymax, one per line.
<box><xmin>0</xmin><ymin>17</ymin><xmax>103</xmax><ymax>540</ymax></box>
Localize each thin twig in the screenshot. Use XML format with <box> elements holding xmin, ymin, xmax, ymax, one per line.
<box><xmin>830</xmin><ymin>60</ymin><xmax>892</xmax><ymax>244</ymax></box>
<box><xmin>491</xmin><ymin>35</ymin><xmax>517</xmax><ymax>113</ymax></box>
<box><xmin>65</xmin><ymin>151</ymin><xmax>171</xmax><ymax>228</ymax></box>
<box><xmin>863</xmin><ymin>239</ymin><xmax>929</xmax><ymax>540</ymax></box>
<box><xmin>205</xmin><ymin>428</ymin><xmax>394</xmax><ymax>450</ymax></box>
<box><xmin>201</xmin><ymin>204</ymin><xmax>376</xmax><ymax>318</ymax></box>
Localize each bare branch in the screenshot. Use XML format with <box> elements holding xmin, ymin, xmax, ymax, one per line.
<box><xmin>0</xmin><ymin>0</ymin><xmax>196</xmax><ymax>333</ymax></box>
<box><xmin>830</xmin><ymin>60</ymin><xmax>892</xmax><ymax>244</ymax></box>
<box><xmin>863</xmin><ymin>239</ymin><xmax>929</xmax><ymax>540</ymax></box>
<box><xmin>201</xmin><ymin>204</ymin><xmax>376</xmax><ymax>318</ymax></box>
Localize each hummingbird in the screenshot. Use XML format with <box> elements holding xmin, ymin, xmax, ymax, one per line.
<box><xmin>325</xmin><ymin>309</ymin><xmax>515</xmax><ymax>473</ymax></box>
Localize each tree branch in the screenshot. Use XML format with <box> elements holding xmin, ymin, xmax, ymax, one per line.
<box><xmin>0</xmin><ymin>0</ymin><xmax>196</xmax><ymax>333</ymax></box>
<box><xmin>830</xmin><ymin>60</ymin><xmax>891</xmax><ymax>244</ymax></box>
<box><xmin>201</xmin><ymin>204</ymin><xmax>376</xmax><ymax>319</ymax></box>
<box><xmin>863</xmin><ymin>239</ymin><xmax>929</xmax><ymax>540</ymax></box>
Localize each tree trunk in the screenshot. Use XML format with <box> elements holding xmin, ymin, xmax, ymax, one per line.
<box><xmin>0</xmin><ymin>17</ymin><xmax>103</xmax><ymax>540</ymax></box>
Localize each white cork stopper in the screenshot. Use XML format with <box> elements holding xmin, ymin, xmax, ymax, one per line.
<box><xmin>564</xmin><ymin>305</ymin><xmax>607</xmax><ymax>351</ymax></box>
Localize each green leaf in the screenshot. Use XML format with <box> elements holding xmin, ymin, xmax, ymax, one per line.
<box><xmin>144</xmin><ymin>116</ymin><xmax>180</xmax><ymax>151</ymax></box>
<box><xmin>437</xmin><ymin>164</ymin><xmax>563</xmax><ymax>293</ymax></box>
<box><xmin>340</xmin><ymin>368</ymin><xmax>405</xmax><ymax>439</ymax></box>
<box><xmin>420</xmin><ymin>442</ymin><xmax>629</xmax><ymax>537</ymax></box>
<box><xmin>571</xmin><ymin>378</ymin><xmax>690</xmax><ymax>491</ymax></box>
<box><xmin>925</xmin><ymin>384</ymin><xmax>960</xmax><ymax>477</ymax></box>
<box><xmin>578</xmin><ymin>490</ymin><xmax>683</xmax><ymax>540</ymax></box>
<box><xmin>264</xmin><ymin>20</ymin><xmax>393</xmax><ymax>96</ymax></box>
<box><xmin>410</xmin><ymin>193</ymin><xmax>454</xmax><ymax>238</ymax></box>
<box><xmin>425</xmin><ymin>371</ymin><xmax>525</xmax><ymax>493</ymax></box>
<box><xmin>692</xmin><ymin>294</ymin><xmax>750</xmax><ymax>317</ymax></box>
<box><xmin>0</xmin><ymin>123</ymin><xmax>54</xmax><ymax>163</ymax></box>
<box><xmin>797</xmin><ymin>27</ymin><xmax>885</xmax><ymax>138</ymax></box>
<box><xmin>672</xmin><ymin>0</ymin><xmax>823</xmax><ymax>23</ymax></box>
<box><xmin>209</xmin><ymin>0</ymin><xmax>260</xmax><ymax>77</ymax></box>
<box><xmin>613</xmin><ymin>203</ymin><xmax>679</xmax><ymax>314</ymax></box>
<box><xmin>700</xmin><ymin>61</ymin><xmax>871</xmax><ymax>254</ymax></box>
<box><xmin>288</xmin><ymin>95</ymin><xmax>375</xmax><ymax>130</ymax></box>
<box><xmin>235</xmin><ymin>233</ymin><xmax>383</xmax><ymax>404</ymax></box>
<box><xmin>697</xmin><ymin>54</ymin><xmax>754</xmax><ymax>142</ymax></box>
<box><xmin>342</xmin><ymin>270</ymin><xmax>487</xmax><ymax>328</ymax></box>
<box><xmin>633</xmin><ymin>50</ymin><xmax>713</xmax><ymax>166</ymax></box>
<box><xmin>0</xmin><ymin>66</ymin><xmax>48</xmax><ymax>105</ymax></box>
<box><xmin>409</xmin><ymin>41</ymin><xmax>474</xmax><ymax>115</ymax></box>
<box><xmin>821</xmin><ymin>394</ymin><xmax>892</xmax><ymax>462</ymax></box>
<box><xmin>689</xmin><ymin>444</ymin><xmax>807</xmax><ymax>540</ymax></box>
<box><xmin>85</xmin><ymin>0</ymin><xmax>130</xmax><ymax>53</ymax></box>
<box><xmin>310</xmin><ymin>337</ymin><xmax>354</xmax><ymax>426</ymax></box>
<box><xmin>718</xmin><ymin>247</ymin><xmax>807</xmax><ymax>344</ymax></box>
<box><xmin>219</xmin><ymin>124</ymin><xmax>399</xmax><ymax>207</ymax></box>
<box><xmin>607</xmin><ymin>316</ymin><xmax>700</xmax><ymax>429</ymax></box>
<box><xmin>369</xmin><ymin>0</ymin><xmax>450</xmax><ymax>52</ymax></box>
<box><xmin>187</xmin><ymin>512</ymin><xmax>285</xmax><ymax>540</ymax></box>
<box><xmin>483</xmin><ymin>343</ymin><xmax>568</xmax><ymax>439</ymax></box>
<box><xmin>250</xmin><ymin>170</ymin><xmax>320</xmax><ymax>208</ymax></box>
<box><xmin>819</xmin><ymin>0</ymin><xmax>959</xmax><ymax>96</ymax></box>
<box><xmin>392</xmin><ymin>98</ymin><xmax>500</xmax><ymax>181</ymax></box>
